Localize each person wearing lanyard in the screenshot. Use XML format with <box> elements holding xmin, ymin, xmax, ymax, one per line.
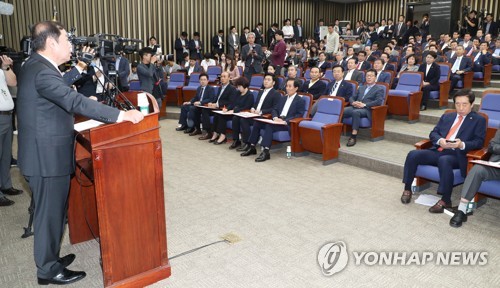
<box><xmin>0</xmin><ymin>55</ymin><xmax>23</xmax><ymax>206</ymax></box>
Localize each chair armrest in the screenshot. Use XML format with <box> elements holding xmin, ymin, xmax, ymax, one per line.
<box><xmin>415</xmin><ymin>140</ymin><xmax>432</xmax><ymax>149</ymax></box>
<box><xmin>261</xmin><ymin>113</ymin><xmax>272</xmax><ymax>119</ymax></box>
<box><xmin>322</xmin><ymin>122</ymin><xmax>343</xmax><ymax>130</ymax></box>
<box><xmin>289</xmin><ymin>117</ymin><xmax>310</xmax><ymax>125</ymax></box>
<box><xmin>467</xmin><ymin>148</ymin><xmax>490</xmax><ymax>160</ymax></box>
<box><xmin>463</xmin><ymin>71</ymin><xmax>473</xmax><ymax>88</ymax></box>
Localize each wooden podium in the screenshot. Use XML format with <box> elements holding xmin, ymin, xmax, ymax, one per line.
<box><xmin>67</xmin><ymin>92</ymin><xmax>171</xmax><ymax>287</ymax></box>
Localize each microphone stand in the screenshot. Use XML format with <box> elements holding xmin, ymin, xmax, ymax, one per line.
<box><xmin>92</xmin><ymin>63</ymin><xmax>136</xmax><ymax>111</ymax></box>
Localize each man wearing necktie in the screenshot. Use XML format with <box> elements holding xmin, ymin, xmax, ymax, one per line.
<box><xmin>401</xmin><ymin>89</ymin><xmax>486</xmax><ymax>215</ymax></box>
<box><xmin>342</xmin><ymin>69</ymin><xmax>384</xmax><ymax>147</ymax></box>
<box><xmin>311</xmin><ymin>65</ymin><xmax>353</xmax><ymax>116</ymax></box>
<box><xmin>471</xmin><ymin>42</ymin><xmax>491</xmax><ymax>72</ymax></box>
<box><xmin>449</xmin><ymin>45</ymin><xmax>472</xmax><ymax>94</ymax></box>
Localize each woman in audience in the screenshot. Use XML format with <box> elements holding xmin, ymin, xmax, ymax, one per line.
<box><xmin>219</xmin><ymin>53</ymin><xmax>227</xmax><ymax>70</ymax></box>
<box><xmin>318</xmin><ymin>40</ymin><xmax>326</xmax><ymax>52</ymax></box>
<box><xmin>266</xmin><ymin>65</ymin><xmax>280</xmax><ymax>89</ymax></box>
<box><xmin>303</xmin><ymin>42</ymin><xmax>310</xmax><ymax>57</ymax></box>
<box><xmin>392</xmin><ymin>54</ymin><xmax>419</xmax><ymax>88</ymax></box>
<box><xmin>308</xmin><ymin>45</ymin><xmax>319</xmax><ymax>68</ymax></box>
<box><xmin>224</xmin><ymin>55</ymin><xmax>240</xmax><ymax>82</ymax></box>
<box><xmin>211</xmin><ymin>77</ymin><xmax>254</xmax><ymax>145</ymax></box>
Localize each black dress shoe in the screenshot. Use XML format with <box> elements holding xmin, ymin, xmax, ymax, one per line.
<box><xmin>241</xmin><ymin>146</ymin><xmax>257</xmax><ymax>156</ymax></box>
<box><xmin>229</xmin><ymin>140</ymin><xmax>241</xmax><ymax>149</ymax></box>
<box><xmin>420</xmin><ymin>105</ymin><xmax>427</xmax><ymax>111</ymax></box>
<box><xmin>189</xmin><ymin>129</ymin><xmax>202</xmax><ymax>136</ymax></box>
<box><xmin>346</xmin><ymin>137</ymin><xmax>357</xmax><ymax>147</ymax></box>
<box><xmin>0</xmin><ymin>196</ymin><xmax>14</xmax><ymax>206</ymax></box>
<box><xmin>237</xmin><ymin>143</ymin><xmax>250</xmax><ymax>152</ymax></box>
<box><xmin>1</xmin><ymin>187</ymin><xmax>23</xmax><ymax>195</ymax></box>
<box><xmin>208</xmin><ymin>138</ymin><xmax>217</xmax><ymax>143</ymax></box>
<box><xmin>255</xmin><ymin>150</ymin><xmax>271</xmax><ymax>162</ymax></box>
<box><xmin>450</xmin><ymin>211</ymin><xmax>468</xmax><ymax>228</ymax></box>
<box><xmin>214</xmin><ymin>138</ymin><xmax>227</xmax><ymax>145</ymax></box>
<box><xmin>198</xmin><ymin>133</ymin><xmax>212</xmax><ymax>140</ymax></box>
<box><xmin>59</xmin><ymin>254</ymin><xmax>76</xmax><ymax>267</ymax></box>
<box><xmin>37</xmin><ymin>268</ymin><xmax>86</xmax><ymax>285</ymax></box>
<box><xmin>175</xmin><ymin>125</ymin><xmax>187</xmax><ymax>131</ymax></box>
<box><xmin>401</xmin><ymin>190</ymin><xmax>412</xmax><ymax>204</ymax></box>
<box><xmin>184</xmin><ymin>127</ymin><xmax>195</xmax><ymax>134</ymax></box>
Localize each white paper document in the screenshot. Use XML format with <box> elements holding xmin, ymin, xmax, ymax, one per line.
<box><xmin>213</xmin><ymin>110</ymin><xmax>234</xmax><ymax>115</ymax></box>
<box><xmin>414</xmin><ymin>194</ymin><xmax>442</xmax><ymax>207</ymax></box>
<box><xmin>74</xmin><ymin>120</ymin><xmax>105</xmax><ymax>132</ymax></box>
<box><xmin>233</xmin><ymin>112</ymin><xmax>260</xmax><ymax>118</ymax></box>
<box><xmin>254</xmin><ymin>118</ymin><xmax>287</xmax><ymax>125</ymax></box>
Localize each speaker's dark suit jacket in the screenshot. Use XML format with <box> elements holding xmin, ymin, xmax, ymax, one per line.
<box><xmin>325</xmin><ymin>80</ymin><xmax>354</xmax><ymax>102</ymax></box>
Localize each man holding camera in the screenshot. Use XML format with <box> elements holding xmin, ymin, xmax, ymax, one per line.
<box><xmin>137</xmin><ymin>47</ymin><xmax>164</xmax><ymax>108</ymax></box>
<box><xmin>241</xmin><ymin>32</ymin><xmax>263</xmax><ymax>81</ymax></box>
<box><xmin>400</xmin><ymin>89</ymin><xmax>486</xmax><ymax>215</ymax></box>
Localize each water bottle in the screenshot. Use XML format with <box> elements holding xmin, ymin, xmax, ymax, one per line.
<box><xmin>466</xmin><ymin>201</ymin><xmax>476</xmax><ymax>214</ymax></box>
<box><xmin>286</xmin><ymin>146</ymin><xmax>292</xmax><ymax>159</ymax></box>
<box><xmin>411</xmin><ymin>178</ymin><xmax>417</xmax><ymax>193</ymax></box>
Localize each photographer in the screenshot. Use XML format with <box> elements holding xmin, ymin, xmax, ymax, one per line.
<box><xmin>463</xmin><ymin>10</ymin><xmax>478</xmax><ymax>37</ymax></box>
<box><xmin>137</xmin><ymin>47</ymin><xmax>164</xmax><ymax>107</ymax></box>
<box><xmin>241</xmin><ymin>32</ymin><xmax>263</xmax><ymax>80</ymax></box>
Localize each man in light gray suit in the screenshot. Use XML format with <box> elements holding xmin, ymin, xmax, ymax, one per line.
<box><xmin>342</xmin><ymin>69</ymin><xmax>384</xmax><ymax>147</ymax></box>
<box><xmin>17</xmin><ymin>21</ymin><xmax>144</xmax><ymax>285</ymax></box>
<box><xmin>450</xmin><ymin>128</ymin><xmax>500</xmax><ymax>228</ymax></box>
<box><xmin>241</xmin><ymin>32</ymin><xmax>264</xmax><ymax>81</ymax></box>
<box><xmin>343</xmin><ymin>58</ymin><xmax>364</xmax><ymax>84</ymax></box>
<box><xmin>227</xmin><ymin>26</ymin><xmax>240</xmax><ymax>56</ymax></box>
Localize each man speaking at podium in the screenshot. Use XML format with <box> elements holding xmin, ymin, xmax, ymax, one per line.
<box><xmin>16</xmin><ymin>21</ymin><xmax>144</xmax><ymax>285</ymax></box>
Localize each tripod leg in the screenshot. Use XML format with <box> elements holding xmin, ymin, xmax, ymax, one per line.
<box><xmin>21</xmin><ymin>194</ymin><xmax>35</xmax><ymax>238</ymax></box>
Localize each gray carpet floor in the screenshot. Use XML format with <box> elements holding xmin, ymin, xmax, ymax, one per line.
<box><xmin>1</xmin><ymin>119</ymin><xmax>499</xmax><ymax>287</ymax></box>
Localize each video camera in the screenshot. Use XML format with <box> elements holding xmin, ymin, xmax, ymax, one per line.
<box><xmin>462</xmin><ymin>6</ymin><xmax>470</xmax><ymax>18</ymax></box>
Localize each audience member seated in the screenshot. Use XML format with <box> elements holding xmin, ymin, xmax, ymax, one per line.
<box><xmin>392</xmin><ymin>54</ymin><xmax>418</xmax><ymax>88</ymax></box>
<box><xmin>449</xmin><ymin>45</ymin><xmax>472</xmax><ymax>94</ymax></box>
<box><xmin>450</xmin><ymin>129</ymin><xmax>500</xmax><ymax>228</ymax></box>
<box><xmin>240</xmin><ymin>78</ymin><xmax>305</xmax><ymax>162</ymax></box>
<box><xmin>342</xmin><ymin>69</ymin><xmax>385</xmax><ymax>147</ymax></box>
<box><xmin>356</xmin><ymin>51</ymin><xmax>371</xmax><ymax>71</ymax></box>
<box><xmin>380</xmin><ymin>53</ymin><xmax>396</xmax><ymax>71</ymax></box>
<box><xmin>180</xmin><ymin>52</ymin><xmax>191</xmax><ymax>69</ymax></box>
<box><xmin>163</xmin><ymin>55</ymin><xmax>181</xmax><ymax>80</ymax></box>
<box><xmin>332</xmin><ymin>51</ymin><xmax>347</xmax><ymax>70</ymax></box>
<box><xmin>198</xmin><ymin>72</ymin><xmax>239</xmax><ymax>140</ymax></box>
<box><xmin>400</xmin><ymin>89</ymin><xmax>486</xmax><ymax>214</ymax></box>
<box><xmin>187</xmin><ymin>57</ymin><xmax>203</xmax><ymax>76</ymax></box>
<box><xmin>224</xmin><ymin>55</ymin><xmax>241</xmax><ymax>82</ymax></box>
<box><xmin>176</xmin><ymin>73</ymin><xmax>216</xmax><ymax>135</ymax></box>
<box><xmin>237</xmin><ymin>74</ymin><xmax>281</xmax><ymax>152</ymax></box>
<box><xmin>279</xmin><ymin>66</ymin><xmax>298</xmax><ymax>91</ymax></box>
<box><xmin>211</xmin><ymin>77</ymin><xmax>254</xmax><ymax>145</ymax></box>
<box><xmin>311</xmin><ymin>65</ymin><xmax>353</xmax><ymax>116</ymax></box>
<box><xmin>492</xmin><ymin>39</ymin><xmax>500</xmax><ymax>65</ymax></box>
<box><xmin>316</xmin><ymin>52</ymin><xmax>331</xmax><ymax>72</ymax></box>
<box><xmin>471</xmin><ymin>41</ymin><xmax>491</xmax><ymax>72</ymax></box>
<box><xmin>418</xmin><ymin>51</ymin><xmax>440</xmax><ymax>111</ymax></box>
<box><xmin>344</xmin><ymin>58</ymin><xmax>364</xmax><ymax>84</ymax></box>
<box><xmin>373</xmin><ymin>59</ymin><xmax>391</xmax><ymax>84</ymax></box>
<box><xmin>301</xmin><ymin>67</ymin><xmax>327</xmax><ymax>100</ymax></box>
<box><xmin>200</xmin><ymin>53</ymin><xmax>216</xmax><ymax>73</ymax></box>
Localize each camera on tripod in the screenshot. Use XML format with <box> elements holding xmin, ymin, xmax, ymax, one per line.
<box><xmin>462</xmin><ymin>5</ymin><xmax>470</xmax><ymax>18</ymax></box>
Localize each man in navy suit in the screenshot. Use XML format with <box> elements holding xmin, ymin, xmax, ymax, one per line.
<box><xmin>241</xmin><ymin>78</ymin><xmax>305</xmax><ymax>162</ymax></box>
<box><xmin>401</xmin><ymin>89</ymin><xmax>486</xmax><ymax>213</ymax></box>
<box><xmin>236</xmin><ymin>74</ymin><xmax>281</xmax><ymax>152</ymax></box>
<box><xmin>198</xmin><ymin>72</ymin><xmax>238</xmax><ymax>140</ymax></box>
<box><xmin>332</xmin><ymin>51</ymin><xmax>347</xmax><ymax>71</ymax></box>
<box><xmin>301</xmin><ymin>67</ymin><xmax>327</xmax><ymax>100</ymax></box>
<box><xmin>356</xmin><ymin>51</ymin><xmax>371</xmax><ymax>71</ymax></box>
<box><xmin>174</xmin><ymin>32</ymin><xmax>189</xmax><ymax>64</ymax></box>
<box><xmin>380</xmin><ymin>53</ymin><xmax>396</xmax><ymax>72</ymax></box>
<box><xmin>373</xmin><ymin>59</ymin><xmax>391</xmax><ymax>84</ymax></box>
<box><xmin>342</xmin><ymin>69</ymin><xmax>384</xmax><ymax>147</ymax></box>
<box><xmin>449</xmin><ymin>45</ymin><xmax>473</xmax><ymax>94</ymax></box>
<box><xmin>471</xmin><ymin>42</ymin><xmax>491</xmax><ymax>72</ymax></box>
<box><xmin>211</xmin><ymin>30</ymin><xmax>225</xmax><ymax>56</ymax></box>
<box><xmin>316</xmin><ymin>52</ymin><xmax>331</xmax><ymax>73</ymax></box>
<box><xmin>188</xmin><ymin>32</ymin><xmax>203</xmax><ymax>60</ymax></box>
<box><xmin>176</xmin><ymin>73</ymin><xmax>215</xmax><ymax>134</ymax></box>
<box><xmin>311</xmin><ymin>65</ymin><xmax>353</xmax><ymax>116</ymax></box>
<box><xmin>344</xmin><ymin>58</ymin><xmax>364</xmax><ymax>84</ymax></box>
<box><xmin>418</xmin><ymin>51</ymin><xmax>441</xmax><ymax>110</ymax></box>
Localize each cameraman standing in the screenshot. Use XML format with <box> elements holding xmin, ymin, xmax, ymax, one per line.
<box><xmin>464</xmin><ymin>10</ymin><xmax>478</xmax><ymax>37</ymax></box>
<box><xmin>137</xmin><ymin>47</ymin><xmax>164</xmax><ymax>107</ymax></box>
<box><xmin>241</xmin><ymin>32</ymin><xmax>263</xmax><ymax>81</ymax></box>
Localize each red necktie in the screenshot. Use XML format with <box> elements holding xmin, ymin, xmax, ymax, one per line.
<box><xmin>438</xmin><ymin>115</ymin><xmax>464</xmax><ymax>151</ymax></box>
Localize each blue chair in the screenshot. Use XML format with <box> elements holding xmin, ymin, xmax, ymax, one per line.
<box><xmin>320</xmin><ymin>78</ymin><xmax>330</xmax><ymax>87</ymax></box>
<box><xmin>472</xmin><ymin>55</ymin><xmax>492</xmax><ymax>87</ymax></box>
<box><xmin>429</xmin><ymin>63</ymin><xmax>451</xmax><ymax>109</ymax></box>
<box><xmin>342</xmin><ymin>82</ymin><xmax>389</xmax><ymax>141</ymax></box>
<box><xmin>303</xmin><ymin>68</ymin><xmax>311</xmax><ymax>81</ymax></box>
<box><xmin>324</xmin><ymin>70</ymin><xmax>334</xmax><ymax>81</ymax></box>
<box><xmin>249</xmin><ymin>74</ymin><xmax>264</xmax><ymax>89</ymax></box>
<box><xmin>182</xmin><ymin>73</ymin><xmax>201</xmax><ymax>102</ymax></box>
<box><xmin>206</xmin><ymin>66</ymin><xmax>222</xmax><ymax>83</ymax></box>
<box><xmin>166</xmin><ymin>72</ymin><xmax>186</xmax><ymax>106</ymax></box>
<box><xmin>414</xmin><ymin>111</ymin><xmax>490</xmax><ymax>192</ymax></box>
<box><xmin>493</xmin><ymin>65</ymin><xmax>500</xmax><ymax>72</ymax></box>
<box><xmin>387</xmin><ymin>71</ymin><xmax>423</xmax><ymax>122</ymax></box>
<box><xmin>291</xmin><ymin>96</ymin><xmax>345</xmax><ymax>165</ymax></box>
<box><xmin>276</xmin><ymin>76</ymin><xmax>285</xmax><ymax>89</ymax></box>
<box><xmin>478</xmin><ymin>90</ymin><xmax>500</xmax><ymax>143</ymax></box>
<box><xmin>129</xmin><ymin>80</ymin><xmax>141</xmax><ymax>91</ymax></box>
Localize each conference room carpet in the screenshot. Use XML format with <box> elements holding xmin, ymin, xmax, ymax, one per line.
<box><xmin>1</xmin><ymin>119</ymin><xmax>499</xmax><ymax>287</ymax></box>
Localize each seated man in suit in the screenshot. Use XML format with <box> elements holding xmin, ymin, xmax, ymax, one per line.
<box><xmin>311</xmin><ymin>65</ymin><xmax>353</xmax><ymax>116</ymax></box>
<box><xmin>493</xmin><ymin>38</ymin><xmax>500</xmax><ymax>65</ymax></box>
<box><xmin>471</xmin><ymin>41</ymin><xmax>491</xmax><ymax>72</ymax></box>
<box><xmin>301</xmin><ymin>67</ymin><xmax>327</xmax><ymax>100</ymax></box>
<box><xmin>380</xmin><ymin>53</ymin><xmax>396</xmax><ymax>72</ymax></box>
<box><xmin>316</xmin><ymin>52</ymin><xmax>331</xmax><ymax>73</ymax></box>
<box><xmin>332</xmin><ymin>51</ymin><xmax>347</xmax><ymax>71</ymax></box>
<box><xmin>198</xmin><ymin>72</ymin><xmax>238</xmax><ymax>140</ymax></box>
<box><xmin>356</xmin><ymin>51</ymin><xmax>371</xmax><ymax>71</ymax></box>
<box><xmin>444</xmin><ymin>41</ymin><xmax>458</xmax><ymax>60</ymax></box>
<box><xmin>344</xmin><ymin>58</ymin><xmax>364</xmax><ymax>84</ymax></box>
<box><xmin>236</xmin><ymin>74</ymin><xmax>281</xmax><ymax>151</ymax></box>
<box><xmin>176</xmin><ymin>73</ymin><xmax>216</xmax><ymax>135</ymax></box>
<box><xmin>279</xmin><ymin>66</ymin><xmax>298</xmax><ymax>91</ymax></box>
<box><xmin>449</xmin><ymin>45</ymin><xmax>473</xmax><ymax>94</ymax></box>
<box><xmin>241</xmin><ymin>78</ymin><xmax>305</xmax><ymax>162</ymax></box>
<box><xmin>342</xmin><ymin>69</ymin><xmax>385</xmax><ymax>147</ymax></box>
<box><xmin>418</xmin><ymin>51</ymin><xmax>441</xmax><ymax>111</ymax></box>
<box><xmin>401</xmin><ymin>89</ymin><xmax>486</xmax><ymax>213</ymax></box>
<box><xmin>450</xmin><ymin>128</ymin><xmax>500</xmax><ymax>227</ymax></box>
<box><xmin>372</xmin><ymin>59</ymin><xmax>391</xmax><ymax>84</ymax></box>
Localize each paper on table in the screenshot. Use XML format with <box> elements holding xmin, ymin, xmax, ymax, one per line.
<box><xmin>194</xmin><ymin>104</ymin><xmax>218</xmax><ymax>109</ymax></box>
<box><xmin>470</xmin><ymin>159</ymin><xmax>500</xmax><ymax>169</ymax></box>
<box><xmin>233</xmin><ymin>112</ymin><xmax>260</xmax><ymax>118</ymax></box>
<box><xmin>74</xmin><ymin>120</ymin><xmax>105</xmax><ymax>132</ymax></box>
<box><xmin>213</xmin><ymin>110</ymin><xmax>234</xmax><ymax>115</ymax></box>
<box><xmin>414</xmin><ymin>194</ymin><xmax>441</xmax><ymax>207</ymax></box>
<box><xmin>254</xmin><ymin>118</ymin><xmax>288</xmax><ymax>125</ymax></box>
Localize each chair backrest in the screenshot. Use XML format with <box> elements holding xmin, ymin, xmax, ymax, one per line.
<box><xmin>438</xmin><ymin>63</ymin><xmax>451</xmax><ymax>82</ymax></box>
<box><xmin>129</xmin><ymin>80</ymin><xmax>141</xmax><ymax>91</ymax></box>
<box><xmin>210</xmin><ymin>84</ymin><xmax>221</xmax><ymax>95</ymax></box>
<box><xmin>324</xmin><ymin>70</ymin><xmax>334</xmax><ymax>81</ymax></box>
<box><xmin>395</xmin><ymin>71</ymin><xmax>423</xmax><ymax>92</ymax></box>
<box><xmin>312</xmin><ymin>97</ymin><xmax>344</xmax><ymax>124</ymax></box>
<box><xmin>296</xmin><ymin>68</ymin><xmax>302</xmax><ymax>78</ymax></box>
<box><xmin>238</xmin><ymin>66</ymin><xmax>243</xmax><ymax>76</ymax></box>
<box><xmin>249</xmin><ymin>74</ymin><xmax>264</xmax><ymax>88</ymax></box>
<box><xmin>188</xmin><ymin>73</ymin><xmax>201</xmax><ymax>86</ymax></box>
<box><xmin>304</xmin><ymin>68</ymin><xmax>311</xmax><ymax>80</ymax></box>
<box><xmin>479</xmin><ymin>91</ymin><xmax>500</xmax><ymax>127</ymax></box>
<box><xmin>169</xmin><ymin>72</ymin><xmax>186</xmax><ymax>84</ymax></box>
<box><xmin>297</xmin><ymin>77</ymin><xmax>306</xmax><ymax>87</ymax></box>
<box><xmin>276</xmin><ymin>75</ymin><xmax>285</xmax><ymax>89</ymax></box>
<box><xmin>207</xmin><ymin>65</ymin><xmax>222</xmax><ymax>75</ymax></box>
<box><xmin>249</xmin><ymin>88</ymin><xmax>260</xmax><ymax>103</ymax></box>
<box><xmin>320</xmin><ymin>78</ymin><xmax>330</xmax><ymax>87</ymax></box>
<box><xmin>298</xmin><ymin>92</ymin><xmax>313</xmax><ymax>117</ymax></box>
<box><xmin>345</xmin><ymin>80</ymin><xmax>358</xmax><ymax>96</ymax></box>
<box><xmin>375</xmin><ymin>82</ymin><xmax>390</xmax><ymax>105</ymax></box>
